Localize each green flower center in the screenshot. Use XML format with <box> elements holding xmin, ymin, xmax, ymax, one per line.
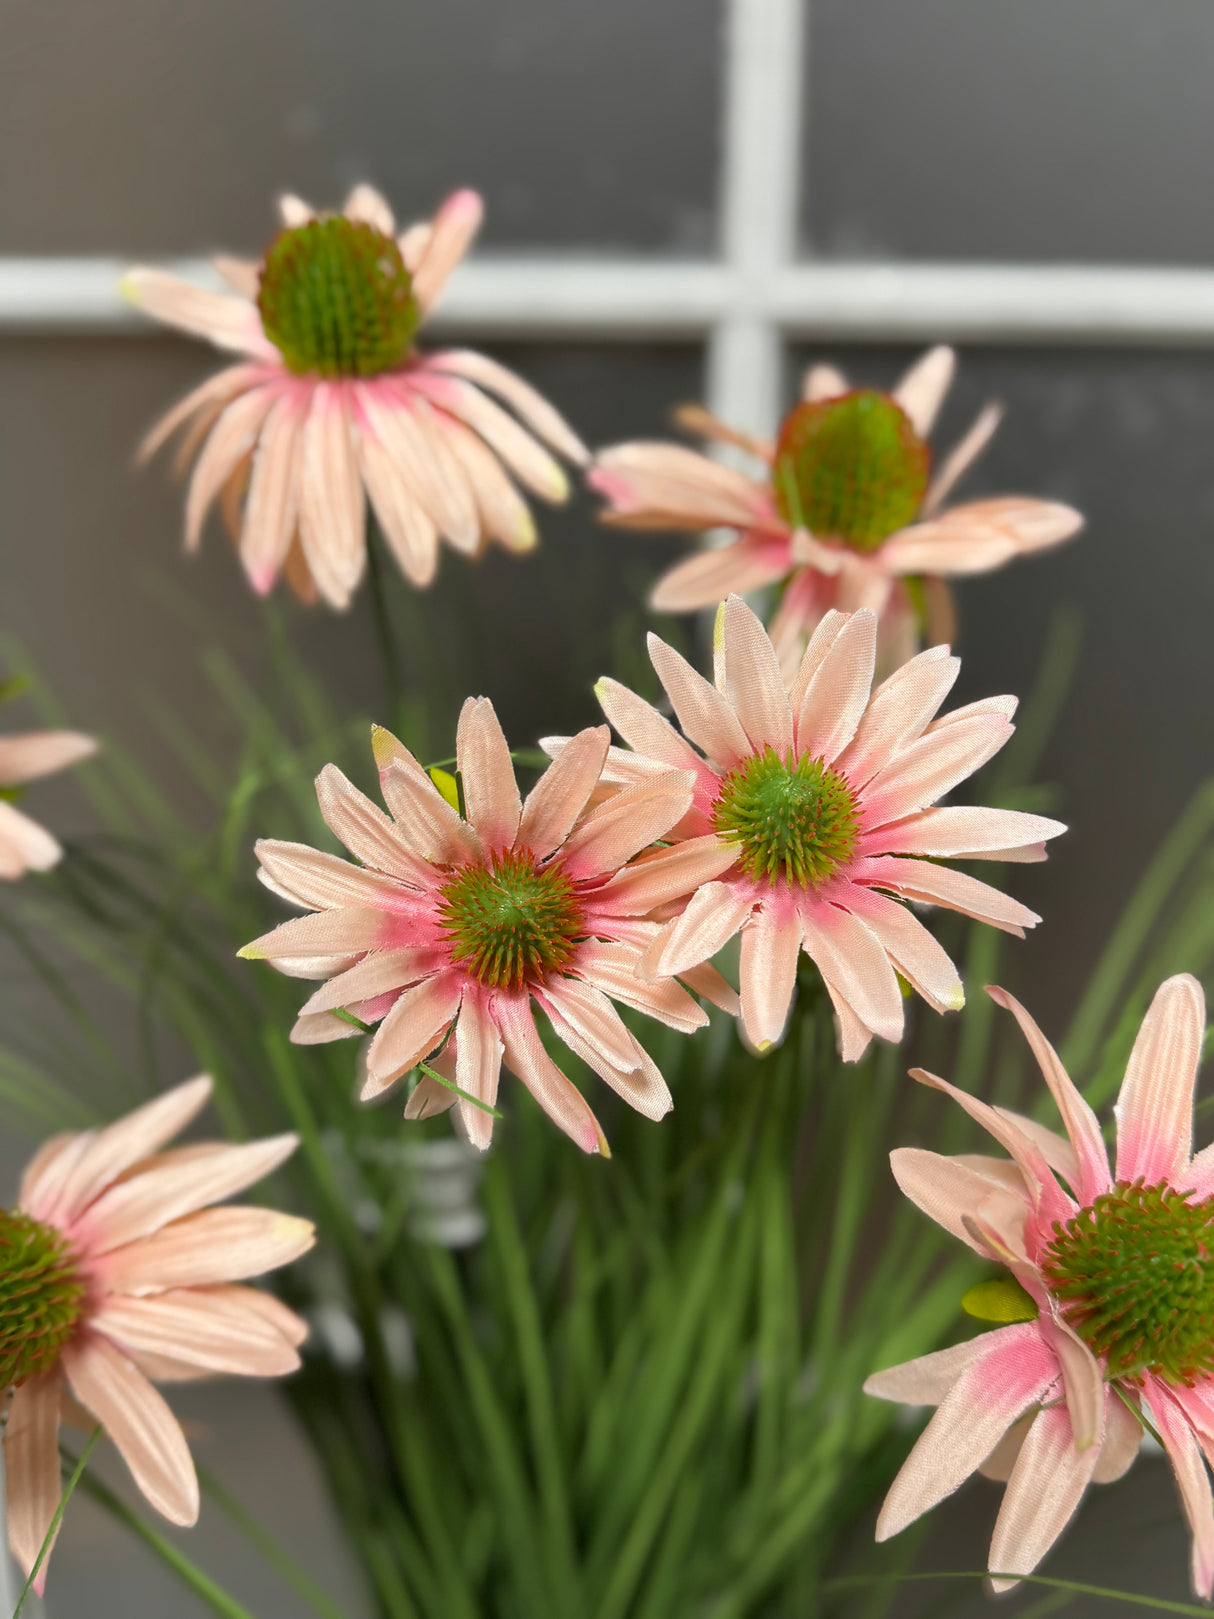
<box><xmin>257</xmin><ymin>216</ymin><xmax>419</xmax><ymax>378</ymax></box>
<box><xmin>1041</xmin><ymin>1180</ymin><xmax>1214</xmax><ymax>1386</ymax></box>
<box><xmin>0</xmin><ymin>1210</ymin><xmax>84</xmax><ymax>1387</ymax></box>
<box><xmin>438</xmin><ymin>853</ymin><xmax>585</xmax><ymax>991</ymax></box>
<box><xmin>772</xmin><ymin>390</ymin><xmax>930</xmax><ymax>552</ymax></box>
<box><xmin>712</xmin><ymin>747</ymin><xmax>860</xmax><ymax>887</ymax></box>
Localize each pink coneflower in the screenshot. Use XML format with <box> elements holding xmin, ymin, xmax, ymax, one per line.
<box><xmin>589</xmin><ymin>347</ymin><xmax>1083</xmax><ymax>676</ymax></box>
<box><xmin>0</xmin><ymin>727</ymin><xmax>97</xmax><ymax>879</ymax></box>
<box><xmin>240</xmin><ymin>700</ymin><xmax>738</xmax><ymax>1153</ymax></box>
<box><xmin>866</xmin><ymin>976</ymin><xmax>1214</xmax><ymax>1599</ymax></box>
<box><xmin>3</xmin><ymin>1075</ymin><xmax>312</xmax><ymax>1593</ymax></box>
<box><xmin>125</xmin><ymin>186</ymin><xmax>587</xmax><ymax>607</ymax></box>
<box><xmin>547</xmin><ymin>597</ymin><xmax>1063</xmax><ymax>1059</ymax></box>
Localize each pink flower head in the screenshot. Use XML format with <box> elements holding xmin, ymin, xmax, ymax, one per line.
<box><xmin>589</xmin><ymin>347</ymin><xmax>1083</xmax><ymax>677</ymax></box>
<box><xmin>0</xmin><ymin>727</ymin><xmax>97</xmax><ymax>879</ymax></box>
<box><xmin>124</xmin><ymin>186</ymin><xmax>588</xmax><ymax>607</ymax></box>
<box><xmin>240</xmin><ymin>699</ymin><xmax>739</xmax><ymax>1154</ymax></box>
<box><xmin>867</xmin><ymin>976</ymin><xmax>1214</xmax><ymax>1598</ymax></box>
<box><xmin>548</xmin><ymin>596</ymin><xmax>1063</xmax><ymax>1060</ymax></box>
<box><xmin>3</xmin><ymin>1076</ymin><xmax>312</xmax><ymax>1593</ymax></box>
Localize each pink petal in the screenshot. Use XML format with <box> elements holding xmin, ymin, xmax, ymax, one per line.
<box><xmin>592</xmin><ymin>442</ymin><xmax>772</xmax><ymax>529</ymax></box>
<box><xmin>649</xmin><ymin>535</ymin><xmax>790</xmax><ymax>613</ymax></box>
<box><xmin>456</xmin><ymin>697</ymin><xmax>522</xmax><ymax>852</ymax></box>
<box><xmin>799</xmin><ymin>903</ymin><xmax>904</xmax><ymax>1045</ymax></box>
<box><xmin>987</xmin><ymin>987</ymin><xmax>1110</xmax><ymax>1204</ymax></box>
<box><xmin>360</xmin><ymin>389</ymin><xmax>477</xmax><ymax>550</ymax></box>
<box><xmin>881</xmin><ymin>498</ymin><xmax>1083</xmax><ymax>577</ymax></box>
<box><xmin>240</xmin><ymin>906</ymin><xmax>393</xmax><ymax>962</ymax></box>
<box><xmin>413</xmin><ymin>372</ymin><xmax>568</xmax><ymax>500</ymax></box>
<box><xmin>649</xmin><ymin>879</ymin><xmax>754</xmax><ymax>978</ymax></box>
<box><xmin>541</xmin><ymin>976</ymin><xmax>640</xmax><ymax>1073</ymax></box>
<box><xmin>403</xmin><ymin>1071</ymin><xmax>458</xmax><ymax>1120</ymax></box>
<box><xmin>892</xmin><ymin>345</ymin><xmax>955</xmax><ymax>436</ymax></box>
<box><xmin>575</xmin><ymin>940</ymin><xmax>709</xmax><ymax>1034</ymax></box>
<box><xmin>454</xmin><ymin>992</ymin><xmax>504</xmax><ymax>1151</ymax></box>
<box><xmin>0</xmin><ymin>801</ymin><xmax>62</xmax><ymax>876</ymax></box>
<box><xmin>46</xmin><ymin>1075</ymin><xmax>213</xmax><ymax>1226</ymax></box>
<box><xmin>212</xmin><ymin>1284</ymin><xmax>307</xmax><ymax>1347</ymax></box>
<box><xmin>300</xmin><ymin>950</ymin><xmax>437</xmax><ymax>1016</ymax></box>
<box><xmin>859</xmin><ymin>855</ymin><xmax>1041</xmax><ymax>937</ymax></box>
<box><xmin>593</xmin><ymin>677</ymin><xmax>701</xmax><ymax>771</ymax></box>
<box><xmin>890</xmin><ymin>1147</ymin><xmax>1030</xmax><ymax>1254</ymax></box>
<box><xmin>862</xmin><ymin>712</ymin><xmax>1016</xmax><ymax>827</ymax></box>
<box><xmin>592</xmin><ymin>835</ymin><xmax>738</xmax><ymax>915</ymax></box>
<box><xmin>842</xmin><ymin>884</ymin><xmax>963</xmax><ymax>1014</ymax></box>
<box><xmin>647</xmin><ymin>633</ymin><xmax>751</xmax><ymax>767</ymax></box>
<box><xmin>1152</xmin><ymin>1382</ymin><xmax>1214</xmax><ymax>1601</ymax></box>
<box><xmin>792</xmin><ymin>609</ymin><xmax>876</xmax><ymax>763</ymax></box>
<box><xmin>922</xmin><ymin>401</ymin><xmax>1002</xmax><ymax>516</ymax></box>
<box><xmin>343</xmin><ymin>182</ymin><xmax>395</xmax><ymax>235</ymax></box>
<box><xmin>560</xmin><ymin>772</ymin><xmax>695</xmax><ymax>879</ymax></box>
<box><xmin>298</xmin><ymin>385</ymin><xmax>365</xmax><ymax>609</ymax></box>
<box><xmin>1093</xmin><ymin>1387</ymin><xmax>1144</xmax><ymax>1483</ymax></box>
<box><xmin>93</xmin><ymin>1207</ymin><xmax>315</xmax><ymax>1294</ymax></box>
<box><xmin>4</xmin><ymin>1374</ymin><xmax>63</xmax><ymax>1588</ymax></box>
<box><xmin>438</xmin><ymin>412</ymin><xmax>537</xmax><ymax>552</ymax></box>
<box><xmin>363</xmin><ymin>972</ymin><xmax>462</xmax><ymax>1097</ymax></box>
<box><xmin>739</xmin><ymin>907</ymin><xmax>801</xmax><ymax>1047</ymax></box>
<box><xmin>1115</xmin><ymin>974</ymin><xmax>1205</xmax><ymax>1186</ymax></box>
<box><xmin>0</xmin><ymin>731</ymin><xmax>97</xmax><ymax>786</ymax></box>
<box><xmin>720</xmin><ymin>595</ymin><xmax>793</xmax><ymax>756</ymax></box>
<box><xmin>78</xmin><ymin>1135</ymin><xmax>300</xmax><ymax>1254</ymax></box>
<box><xmin>875</xmin><ymin>1322</ymin><xmax>1058</xmax><ymax>1541</ymax></box>
<box><xmin>92</xmin><ymin>1289</ymin><xmax>301</xmax><ymax>1376</ymax></box>
<box><xmin>862</xmin><ymin>805</ymin><xmax>1065</xmax><ymax>859</ymax></box>
<box><xmin>787</xmin><ymin>608</ymin><xmax>849</xmax><ymax>713</ymax></box>
<box><xmin>315</xmin><ymin>762</ymin><xmax>434</xmax><ymax>884</ymax></box>
<box><xmin>63</xmin><ymin>1335</ymin><xmax>199</xmax><ymax>1525</ymax></box>
<box><xmin>1035</xmin><ymin>1314</ymin><xmax>1104</xmax><ymax>1452</ymax></box>
<box><xmin>254</xmin><ymin>839</ymin><xmax>415</xmax><ymax>911</ymax></box>
<box><xmin>136</xmin><ymin>363</ymin><xmax>265</xmax><ymax>465</ymax></box>
<box><xmin>411</xmin><ymin>189</ymin><xmax>484</xmax><ymax>315</ymax></box>
<box><xmin>802</xmin><ymin>362</ymin><xmax>848</xmax><ymax>402</ymax></box>
<box><xmin>544</xmin><ymin>1005</ymin><xmax>672</xmax><ymax>1122</ymax></box>
<box><xmin>239</xmin><ymin>392</ymin><xmax>301</xmax><ymax>593</ymax></box>
<box><xmin>278</xmin><ymin>193</ymin><xmax>315</xmax><ymax>227</ymax></box>
<box><xmin>822</xmin><ymin>977</ymin><xmax>873</xmax><ymax>1061</ymax></box>
<box><xmin>122</xmin><ymin>268</ymin><xmax>270</xmax><ymax>358</ymax></box>
<box><xmin>994</xmin><ymin>1111</ymin><xmax>1081</xmax><ymax>1191</ymax></box>
<box><xmin>357</xmin><ymin>425</ymin><xmax>440</xmax><ymax>586</ymax></box>
<box><xmin>864</xmin><ymin>1335</ymin><xmax>991</xmax><ymax>1405</ymax></box>
<box><xmin>988</xmin><ymin>1402</ymin><xmax>1100</xmax><ymax>1591</ymax></box>
<box><xmin>517</xmin><ymin>726</ymin><xmax>610</xmax><ymax>858</ymax></box>
<box><xmin>834</xmin><ymin>645</ymin><xmax>959</xmax><ymax>789</ymax></box>
<box><xmin>20</xmin><ymin>1132</ymin><xmax>95</xmax><ymax>1222</ymax></box>
<box><xmin>427</xmin><ymin>348</ymin><xmax>588</xmax><ymax>464</ymax></box>
<box><xmin>375</xmin><ymin>759</ymin><xmax>482</xmax><ymax>868</ymax></box>
<box><xmin>184</xmin><ymin>386</ymin><xmax>276</xmax><ymax>552</ymax></box>
<box><xmin>495</xmin><ymin>997</ymin><xmax>607</xmax><ymax>1154</ymax></box>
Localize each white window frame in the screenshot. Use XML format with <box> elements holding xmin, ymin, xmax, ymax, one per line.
<box><xmin>3</xmin><ymin>0</ymin><xmax>1214</xmax><ymax>439</ymax></box>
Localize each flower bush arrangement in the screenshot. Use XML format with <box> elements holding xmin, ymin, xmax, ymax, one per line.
<box><xmin>0</xmin><ymin>182</ymin><xmax>1212</xmax><ymax>1618</ymax></box>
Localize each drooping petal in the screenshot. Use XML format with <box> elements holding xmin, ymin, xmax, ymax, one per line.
<box><xmin>1115</xmin><ymin>974</ymin><xmax>1205</xmax><ymax>1186</ymax></box>
<box><xmin>298</xmin><ymin>385</ymin><xmax>365</xmax><ymax>609</ymax></box>
<box><xmin>874</xmin><ymin>1322</ymin><xmax>1058</xmax><ymax>1541</ymax></box>
<box><xmin>1152</xmin><ymin>1382</ymin><xmax>1214</xmax><ymax>1602</ymax></box>
<box><xmin>648</xmin><ymin>880</ymin><xmax>754</xmax><ymax>978</ymax></box>
<box><xmin>454</xmin><ymin>992</ymin><xmax>504</xmax><ymax>1151</ymax></box>
<box><xmin>413</xmin><ymin>372</ymin><xmax>569</xmax><ymax>501</ymax></box>
<box><xmin>299</xmin><ymin>950</ymin><xmax>437</xmax><ymax>1016</ymax></box>
<box><xmin>184</xmin><ymin>385</ymin><xmax>276</xmax><ymax>551</ymax></box>
<box><xmin>495</xmin><ymin>997</ymin><xmax>607</xmax><ymax>1155</ymax></box>
<box><xmin>541</xmin><ymin>976</ymin><xmax>641</xmax><ymax>1074</ymax></box>
<box><xmin>574</xmin><ymin>940</ymin><xmax>710</xmax><ymax>1033</ymax></box>
<box><xmin>456</xmin><ymin>697</ymin><xmax>522</xmax><ymax>852</ymax></box>
<box><xmin>0</xmin><ymin>801</ymin><xmax>63</xmax><ymax>877</ymax></box>
<box><xmin>4</xmin><ymin>1374</ymin><xmax>63</xmax><ymax>1589</ymax></box>
<box><xmin>739</xmin><ymin>907</ymin><xmax>801</xmax><ymax>1048</ymax></box>
<box><xmin>1093</xmin><ymin>1388</ymin><xmax>1144</xmax><ymax>1483</ymax></box>
<box><xmin>363</xmin><ymin>972</ymin><xmax>463</xmax><ymax>1097</ymax></box>
<box><xmin>428</xmin><ymin>349</ymin><xmax>588</xmax><ymax>464</ymax></box>
<box><xmin>988</xmin><ymin>1402</ymin><xmax>1101</xmax><ymax>1592</ymax></box>
<box><xmin>239</xmin><ymin>391</ymin><xmax>302</xmax><ymax>594</ymax></box>
<box><xmin>844</xmin><ymin>886</ymin><xmax>964</xmax><ymax>1014</ymax></box>
<box><xmin>64</xmin><ymin>1335</ymin><xmax>199</xmax><ymax>1526</ymax></box>
<box><xmin>890</xmin><ymin>1147</ymin><xmax>1030</xmax><ymax>1254</ymax></box>
<box><xmin>922</xmin><ymin>401</ymin><xmax>1002</xmax><ymax>516</ymax></box>
<box><xmin>544</xmin><ymin>1005</ymin><xmax>673</xmax><ymax>1122</ymax></box>
<box><xmin>93</xmin><ymin>1206</ymin><xmax>316</xmax><ymax>1294</ymax></box>
<box><xmin>799</xmin><ymin>904</ymin><xmax>904</xmax><ymax>1046</ymax></box>
<box><xmin>516</xmin><ymin>726</ymin><xmax>610</xmax><ymax>858</ymax></box>
<box><xmin>357</xmin><ymin>422</ymin><xmax>440</xmax><ymax>586</ymax></box>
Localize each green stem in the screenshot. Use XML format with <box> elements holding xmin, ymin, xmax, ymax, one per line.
<box><xmin>197</xmin><ymin>1465</ymin><xmax>347</xmax><ymax>1619</ymax></box>
<box><xmin>365</xmin><ymin>521</ymin><xmax>407</xmax><ymax>728</ymax></box>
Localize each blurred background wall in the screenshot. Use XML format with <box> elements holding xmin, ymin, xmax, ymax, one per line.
<box><xmin>3</xmin><ymin>0</ymin><xmax>1214</xmax><ymax>1612</ymax></box>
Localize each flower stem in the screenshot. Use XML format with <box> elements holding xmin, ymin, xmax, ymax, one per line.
<box><xmin>364</xmin><ymin>519</ymin><xmax>407</xmax><ymax>730</ymax></box>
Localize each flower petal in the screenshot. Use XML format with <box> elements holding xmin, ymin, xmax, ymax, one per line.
<box><xmin>315</xmin><ymin>762</ymin><xmax>433</xmax><ymax>884</ymax></box>
<box><xmin>94</xmin><ymin>1207</ymin><xmax>315</xmax><ymax>1294</ymax></box>
<box><xmin>988</xmin><ymin>1402</ymin><xmax>1100</xmax><ymax>1592</ymax></box>
<box><xmin>834</xmin><ymin>645</ymin><xmax>960</xmax><ymax>789</ymax></box>
<box><xmin>647</xmin><ymin>633</ymin><xmax>751</xmax><ymax>767</ymax></box>
<box><xmin>593</xmin><ymin>677</ymin><xmax>702</xmax><ymax>770</ymax></box>
<box><xmin>456</xmin><ymin>697</ymin><xmax>522</xmax><ymax>852</ymax></box>
<box><xmin>862</xmin><ymin>711</ymin><xmax>1016</xmax><ymax>827</ymax></box>
<box><xmin>844</xmin><ymin>886</ymin><xmax>963</xmax><ymax>1014</ymax></box>
<box><xmin>922</xmin><ymin>401</ymin><xmax>1002</xmax><ymax>516</ymax></box>
<box><xmin>592</xmin><ymin>835</ymin><xmax>738</xmax><ymax>915</ymax></box>
<box><xmin>4</xmin><ymin>1374</ymin><xmax>63</xmax><ymax>1589</ymax></box>
<box><xmin>864</xmin><ymin>1335</ymin><xmax>991</xmax><ymax>1406</ymax></box>
<box><xmin>649</xmin><ymin>536</ymin><xmax>790</xmax><ymax>613</ymax></box>
<box><xmin>592</xmin><ymin>442</ymin><xmax>772</xmax><ymax>530</ymax></box>
<box><xmin>357</xmin><ymin>424</ymin><xmax>439</xmax><ymax>586</ymax></box>
<box><xmin>1115</xmin><ymin>974</ymin><xmax>1205</xmax><ymax>1186</ymax></box>
<box><xmin>184</xmin><ymin>386</ymin><xmax>276</xmax><ymax>551</ymax></box>
<box><xmin>411</xmin><ymin>189</ymin><xmax>484</xmax><ymax>315</ymax></box>
<box><xmin>254</xmin><ymin>839</ymin><xmax>415</xmax><ymax>912</ymax></box>
<box><xmin>1151</xmin><ymin>1382</ymin><xmax>1214</xmax><ymax>1602</ymax></box>
<box><xmin>862</xmin><ymin>805</ymin><xmax>1065</xmax><ymax>860</ymax></box>
<box><xmin>517</xmin><ymin>726</ymin><xmax>610</xmax><ymax>859</ymax></box>
<box><xmin>649</xmin><ymin>879</ymin><xmax>754</xmax><ymax>978</ymax></box>
<box><xmin>64</xmin><ymin>1335</ymin><xmax>199</xmax><ymax>1525</ymax></box>
<box><xmin>560</xmin><ymin>773</ymin><xmax>695</xmax><ymax>879</ymax></box>
<box><xmin>545</xmin><ymin>1006</ymin><xmax>672</xmax><ymax>1123</ymax></box>
<box><xmin>720</xmin><ymin>595</ymin><xmax>793</xmax><ymax>756</ymax></box>
<box><xmin>364</xmin><ymin>972</ymin><xmax>462</xmax><ymax>1097</ymax></box>
<box><xmin>860</xmin><ymin>855</ymin><xmax>1041</xmax><ymax>937</ymax></box>
<box><xmin>802</xmin><ymin>362</ymin><xmax>849</xmax><ymax>402</ymax></box>
<box><xmin>793</xmin><ymin>609</ymin><xmax>876</xmax><ymax>763</ymax></box>
<box><xmin>892</xmin><ymin>346</ymin><xmax>955</xmax><ymax>436</ymax></box>
<box><xmin>799</xmin><ymin>904</ymin><xmax>904</xmax><ymax>1045</ymax></box>
<box><xmin>575</xmin><ymin>940</ymin><xmax>709</xmax><ymax>1033</ymax></box>
<box><xmin>92</xmin><ymin>1289</ymin><xmax>301</xmax><ymax>1377</ymax></box>
<box><xmin>122</xmin><ymin>268</ymin><xmax>269</xmax><ymax>358</ymax></box>
<box><xmin>454</xmin><ymin>992</ymin><xmax>504</xmax><ymax>1151</ymax></box>
<box><xmin>428</xmin><ymin>348</ymin><xmax>588</xmax><ymax>463</ymax></box>
<box><xmin>240</xmin><ymin>907</ymin><xmax>393</xmax><ymax>962</ymax></box>
<box><xmin>240</xmin><ymin>391</ymin><xmax>302</xmax><ymax>593</ymax></box>
<box><xmin>0</xmin><ymin>731</ymin><xmax>97</xmax><ymax>786</ymax></box>
<box><xmin>890</xmin><ymin>1147</ymin><xmax>1030</xmax><ymax>1255</ymax></box>
<box><xmin>343</xmin><ymin>183</ymin><xmax>395</xmax><ymax>235</ymax></box>
<box><xmin>299</xmin><ymin>385</ymin><xmax>365</xmax><ymax>609</ymax></box>
<box><xmin>739</xmin><ymin>907</ymin><xmax>801</xmax><ymax>1048</ymax></box>
<box><xmin>496</xmin><ymin>997</ymin><xmax>607</xmax><ymax>1154</ymax></box>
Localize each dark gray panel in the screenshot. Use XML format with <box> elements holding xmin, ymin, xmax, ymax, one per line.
<box><xmin>807</xmin><ymin>0</ymin><xmax>1214</xmax><ymax>264</ymax></box>
<box><xmin>788</xmin><ymin>343</ymin><xmax>1214</xmax><ymax>1036</ymax></box>
<box><xmin>2</xmin><ymin>0</ymin><xmax>720</xmax><ymax>255</ymax></box>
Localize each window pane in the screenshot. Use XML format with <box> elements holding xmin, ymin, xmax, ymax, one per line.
<box><xmin>806</xmin><ymin>0</ymin><xmax>1214</xmax><ymax>263</ymax></box>
<box><xmin>2</xmin><ymin>0</ymin><xmax>720</xmax><ymax>255</ymax></box>
<box><xmin>787</xmin><ymin>342</ymin><xmax>1214</xmax><ymax>1027</ymax></box>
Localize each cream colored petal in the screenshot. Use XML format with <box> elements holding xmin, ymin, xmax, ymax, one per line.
<box><xmin>358</xmin><ymin>428</ymin><xmax>440</xmax><ymax>586</ymax></box>
<box><xmin>802</xmin><ymin>362</ymin><xmax>848</xmax><ymax>402</ymax></box>
<box><xmin>593</xmin><ymin>835</ymin><xmax>737</xmax><ymax>915</ymax></box>
<box><xmin>315</xmin><ymin>762</ymin><xmax>434</xmax><ymax>883</ymax></box>
<box><xmin>647</xmin><ymin>632</ymin><xmax>751</xmax><ymax>767</ymax></box>
<box><xmin>92</xmin><ymin>1289</ymin><xmax>300</xmax><ymax>1377</ymax></box>
<box><xmin>5</xmin><ymin>1374</ymin><xmax>63</xmax><ymax>1588</ymax></box>
<box><xmin>210</xmin><ymin>1283</ymin><xmax>308</xmax><ymax>1347</ymax></box>
<box><xmin>0</xmin><ymin>801</ymin><xmax>62</xmax><ymax>876</ymax></box>
<box><xmin>860</xmin><ymin>856</ymin><xmax>1040</xmax><ymax>937</ymax></box>
<box><xmin>651</xmin><ymin>880</ymin><xmax>753</xmax><ymax>978</ymax></box>
<box><xmin>739</xmin><ymin>908</ymin><xmax>801</xmax><ymax>1048</ymax></box>
<box><xmin>79</xmin><ymin>1135</ymin><xmax>299</xmax><ymax>1254</ymax></box>
<box><xmin>649</xmin><ymin>537</ymin><xmax>790</xmax><ymax>614</ymax></box>
<box><xmin>677</xmin><ymin>959</ymin><xmax>740</xmax><ymax>1016</ymax></box>
<box><xmin>405</xmin><ymin>398</ymin><xmax>483</xmax><ymax>553</ymax></box>
<box><xmin>360</xmin><ymin>391</ymin><xmax>478</xmax><ymax>551</ymax></box>
<box><xmin>922</xmin><ymin>401</ymin><xmax>1002</xmax><ymax>516</ymax></box>
<box><xmin>254</xmin><ymin>839</ymin><xmax>415</xmax><ymax>912</ymax></box>
<box><xmin>240</xmin><ymin>906</ymin><xmax>392</xmax><ymax>962</ymax></box>
<box><xmin>1115</xmin><ymin>974</ymin><xmax>1204</xmax><ymax>1186</ymax></box>
<box><xmin>122</xmin><ymin>268</ymin><xmax>270</xmax><ymax>358</ymax></box>
<box><xmin>863</xmin><ymin>711</ymin><xmax>1015</xmax><ymax>827</ymax></box>
<box><xmin>834</xmin><ymin>645</ymin><xmax>960</xmax><ymax>789</ymax></box>
<box><xmin>793</xmin><ymin>608</ymin><xmax>876</xmax><ymax>763</ymax></box>
<box><xmin>398</xmin><ymin>221</ymin><xmax>431</xmax><ymax>272</ymax></box>
<box><xmin>415</xmin><ymin>373</ymin><xmax>568</xmax><ymax>500</ymax></box>
<box><xmin>411</xmin><ymin>189</ymin><xmax>484</xmax><ymax>315</ymax></box>
<box><xmin>891</xmin><ymin>345</ymin><xmax>955</xmax><ymax>437</ymax></box>
<box><xmin>0</xmin><ymin>731</ymin><xmax>97</xmax><ymax>786</ymax></box>
<box><xmin>720</xmin><ymin>595</ymin><xmax>794</xmax><ymax>756</ymax></box>
<box><xmin>278</xmin><ymin>193</ymin><xmax>315</xmax><ymax>227</ymax></box>
<box><xmin>822</xmin><ymin>976</ymin><xmax>873</xmax><ymax>1062</ymax></box>
<box><xmin>290</xmin><ymin>1011</ymin><xmax>361</xmax><ymax>1044</ymax></box>
<box><xmin>454</xmin><ymin>994</ymin><xmax>504</xmax><ymax>1151</ymax></box>
<box><xmin>994</xmin><ymin>1110</ymin><xmax>1081</xmax><ymax>1191</ymax></box>
<box><xmin>137</xmin><ymin>363</ymin><xmax>265</xmax><ymax>464</ymax></box>
<box><xmin>890</xmin><ymin>1147</ymin><xmax>1029</xmax><ymax>1255</ymax></box>
<box><xmin>988</xmin><ymin>1402</ymin><xmax>1100</xmax><ymax>1592</ymax></box>
<box><xmin>299</xmin><ymin>385</ymin><xmax>365</xmax><ymax>609</ymax></box>
<box><xmin>212</xmin><ymin>254</ymin><xmax>261</xmax><ymax>299</ymax></box>
<box><xmin>184</xmin><ymin>385</ymin><xmax>276</xmax><ymax>551</ymax></box>
<box><xmin>363</xmin><ymin>972</ymin><xmax>462</xmax><ymax>1098</ymax></box>
<box><xmin>63</xmin><ymin>1335</ymin><xmax>199</xmax><ymax>1526</ymax></box>
<box><xmin>496</xmin><ymin>997</ymin><xmax>607</xmax><ymax>1154</ymax></box>
<box><xmin>20</xmin><ymin>1132</ymin><xmax>94</xmax><ymax>1221</ymax></box>
<box><xmin>343</xmin><ymin>183</ymin><xmax>395</xmax><ymax>235</ymax></box>
<box><xmin>517</xmin><ymin>726</ymin><xmax>610</xmax><ymax>859</ymax></box>
<box><xmin>787</xmin><ymin>609</ymin><xmax>853</xmax><ymax>713</ymax></box>
<box><xmin>560</xmin><ymin>772</ymin><xmax>695</xmax><ymax>878</ymax></box>
<box><xmin>403</xmin><ymin>1071</ymin><xmax>458</xmax><ymax>1120</ymax></box>
<box><xmin>456</xmin><ymin>697</ymin><xmax>522</xmax><ymax>851</ymax></box>
<box><xmin>1147</xmin><ymin>1385</ymin><xmax>1214</xmax><ymax>1602</ymax></box>
<box><xmin>93</xmin><ymin>1207</ymin><xmax>315</xmax><ymax>1294</ymax></box>
<box><xmin>1093</xmin><ymin>1387</ymin><xmax>1143</xmax><ymax>1484</ymax></box>
<box><xmin>800</xmin><ymin>905</ymin><xmax>904</xmax><ymax>1045</ymax></box>
<box><xmin>593</xmin><ymin>441</ymin><xmax>772</xmax><ymax>529</ymax></box>
<box><xmin>240</xmin><ymin>392</ymin><xmax>302</xmax><ymax>594</ymax></box>
<box><xmin>430</xmin><ymin>348</ymin><xmax>588</xmax><ymax>463</ymax></box>
<box><xmin>439</xmin><ymin>412</ymin><xmax>537</xmax><ymax>552</ymax></box>
<box><xmin>49</xmin><ymin>1075</ymin><xmax>213</xmax><ymax>1225</ymax></box>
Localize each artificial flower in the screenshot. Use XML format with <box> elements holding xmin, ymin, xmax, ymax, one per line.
<box><xmin>125</xmin><ymin>186</ymin><xmax>587</xmax><ymax>607</ymax></box>
<box><xmin>548</xmin><ymin>597</ymin><xmax>1062</xmax><ymax>1059</ymax></box>
<box><xmin>866</xmin><ymin>975</ymin><xmax>1214</xmax><ymax>1598</ymax></box>
<box><xmin>240</xmin><ymin>700</ymin><xmax>738</xmax><ymax>1153</ymax></box>
<box><xmin>589</xmin><ymin>346</ymin><xmax>1083</xmax><ymax>677</ymax></box>
<box><xmin>3</xmin><ymin>1075</ymin><xmax>312</xmax><ymax>1592</ymax></box>
<box><xmin>0</xmin><ymin>726</ymin><xmax>97</xmax><ymax>879</ymax></box>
